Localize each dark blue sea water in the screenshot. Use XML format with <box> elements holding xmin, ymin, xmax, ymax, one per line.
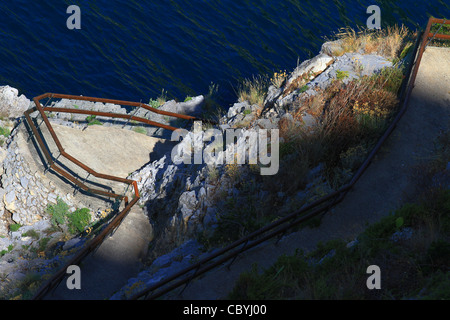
<box><xmin>0</xmin><ymin>1</ymin><xmax>449</xmax><ymax>107</ymax></box>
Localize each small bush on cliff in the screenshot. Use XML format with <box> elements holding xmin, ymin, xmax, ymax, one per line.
<box><xmin>47</xmin><ymin>198</ymin><xmax>69</xmax><ymax>227</ymax></box>
<box><xmin>270</xmin><ymin>70</ymin><xmax>288</xmax><ymax>88</ymax></box>
<box><xmin>86</xmin><ymin>115</ymin><xmax>102</xmax><ymax>126</ymax></box>
<box><xmin>290</xmin><ymin>65</ymin><xmax>403</xmax><ymax>187</ymax></box>
<box><xmin>149</xmin><ymin>99</ymin><xmax>160</xmax><ymax>108</ymax></box>
<box><xmin>67</xmin><ymin>208</ymin><xmax>91</xmax><ymax>234</ymax></box>
<box><xmin>237</xmin><ymin>75</ymin><xmax>269</xmax><ymax>108</ymax></box>
<box><xmin>0</xmin><ymin>126</ymin><xmax>11</xmax><ymax>137</ymax></box>
<box><xmin>335</xmin><ymin>69</ymin><xmax>349</xmax><ymax>80</ymax></box>
<box><xmin>9</xmin><ymin>224</ymin><xmax>21</xmax><ymax>232</ymax></box>
<box><xmin>47</xmin><ymin>198</ymin><xmax>91</xmax><ymax>235</ymax></box>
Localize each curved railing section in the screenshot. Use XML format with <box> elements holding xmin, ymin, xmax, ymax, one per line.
<box><xmin>28</xmin><ymin>93</ymin><xmax>207</xmax><ymax>300</ymax></box>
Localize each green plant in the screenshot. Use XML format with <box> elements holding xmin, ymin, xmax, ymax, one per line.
<box><xmin>0</xmin><ymin>126</ymin><xmax>11</xmax><ymax>137</ymax></box>
<box><xmin>202</xmin><ymin>82</ymin><xmax>222</xmax><ymax>120</ymax></box>
<box><xmin>298</xmin><ymin>85</ymin><xmax>309</xmax><ymax>93</ymax></box>
<box><xmin>10</xmin><ymin>224</ymin><xmax>22</xmax><ymax>232</ymax></box>
<box><xmin>207</xmin><ymin>165</ymin><xmax>220</xmax><ymax>184</ymax></box>
<box><xmin>395</xmin><ymin>217</ymin><xmax>405</xmax><ymax>229</ymax></box>
<box><xmin>86</xmin><ymin>115</ymin><xmax>102</xmax><ymax>126</ymax></box>
<box><xmin>184</xmin><ymin>96</ymin><xmax>193</xmax><ymax>102</ymax></box>
<box><xmin>399</xmin><ymin>42</ymin><xmax>413</xmax><ymax>60</ymax></box>
<box><xmin>150</xmin><ymin>88</ymin><xmax>168</xmax><ymax>107</ymax></box>
<box><xmin>279</xmin><ymin>141</ymin><xmax>296</xmax><ymax>159</ymax></box>
<box><xmin>149</xmin><ymin>99</ymin><xmax>161</xmax><ymax>108</ymax></box>
<box><xmin>132</xmin><ymin>126</ymin><xmax>147</xmax><ymax>135</ymax></box>
<box><xmin>335</xmin><ymin>69</ymin><xmax>349</xmax><ymax>80</ymax></box>
<box><xmin>0</xmin><ymin>244</ymin><xmax>13</xmax><ymax>257</ymax></box>
<box><xmin>15</xmin><ymin>273</ymin><xmax>42</xmax><ymax>300</ymax></box>
<box><xmin>229</xmin><ymin>193</ymin><xmax>448</xmax><ymax>300</ymax></box>
<box><xmin>429</xmin><ymin>19</ymin><xmax>450</xmax><ymax>48</ymax></box>
<box><xmin>23</xmin><ymin>229</ymin><xmax>40</xmax><ymax>240</ymax></box>
<box><xmin>420</xmin><ymin>271</ymin><xmax>450</xmax><ymax>299</ymax></box>
<box><xmin>10</xmin><ymin>224</ymin><xmax>21</xmax><ymax>232</ymax></box>
<box><xmin>208</xmin><ymin>190</ymin><xmax>276</xmax><ymax>247</ymax></box>
<box><xmin>38</xmin><ymin>237</ymin><xmax>51</xmax><ymax>252</ymax></box>
<box><xmin>228</xmin><ymin>251</ymin><xmax>312</xmax><ymax>299</ymax></box>
<box><xmin>47</xmin><ymin>198</ymin><xmax>70</xmax><ymax>227</ymax></box>
<box><xmin>67</xmin><ymin>208</ymin><xmax>91</xmax><ymax>234</ymax></box>
<box><xmin>339</xmin><ymin>145</ymin><xmax>368</xmax><ymax>171</ymax></box>
<box><xmin>238</xmin><ymin>75</ymin><xmax>269</xmax><ymax>107</ymax></box>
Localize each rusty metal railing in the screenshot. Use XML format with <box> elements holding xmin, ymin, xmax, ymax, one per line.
<box><xmin>129</xmin><ymin>17</ymin><xmax>447</xmax><ymax>300</ymax></box>
<box><xmin>410</xmin><ymin>18</ymin><xmax>449</xmax><ymax>86</ymax></box>
<box><xmin>29</xmin><ymin>93</ymin><xmax>207</xmax><ymax>300</ymax></box>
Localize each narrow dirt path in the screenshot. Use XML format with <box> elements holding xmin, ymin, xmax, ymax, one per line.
<box><xmin>170</xmin><ymin>46</ymin><xmax>450</xmax><ymax>300</ymax></box>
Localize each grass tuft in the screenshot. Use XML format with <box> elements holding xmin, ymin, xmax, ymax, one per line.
<box><xmin>237</xmin><ymin>75</ymin><xmax>269</xmax><ymax>108</ymax></box>
<box><xmin>332</xmin><ymin>24</ymin><xmax>411</xmax><ymax>59</ymax></box>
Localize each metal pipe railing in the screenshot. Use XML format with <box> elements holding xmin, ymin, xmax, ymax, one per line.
<box><xmin>29</xmin><ymin>92</ymin><xmax>207</xmax><ymax>299</ymax></box>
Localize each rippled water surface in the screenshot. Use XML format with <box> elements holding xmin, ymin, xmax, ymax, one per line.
<box><xmin>0</xmin><ymin>1</ymin><xmax>448</xmax><ymax>106</ymax></box>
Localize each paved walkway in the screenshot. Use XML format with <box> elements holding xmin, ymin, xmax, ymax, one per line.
<box><xmin>169</xmin><ymin>46</ymin><xmax>450</xmax><ymax>300</ymax></box>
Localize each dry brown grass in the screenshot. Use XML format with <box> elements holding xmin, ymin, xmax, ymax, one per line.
<box><xmin>237</xmin><ymin>75</ymin><xmax>269</xmax><ymax>108</ymax></box>
<box><xmin>284</xmin><ymin>66</ymin><xmax>403</xmax><ymax>183</ymax></box>
<box><xmin>333</xmin><ymin>25</ymin><xmax>411</xmax><ymax>59</ymax></box>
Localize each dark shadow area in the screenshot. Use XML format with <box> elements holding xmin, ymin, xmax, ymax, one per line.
<box><xmin>148</xmin><ymin>140</ymin><xmax>178</xmax><ymax>164</ymax></box>
<box><xmin>43</xmin><ymin>245</ymin><xmax>143</xmax><ymax>300</ymax></box>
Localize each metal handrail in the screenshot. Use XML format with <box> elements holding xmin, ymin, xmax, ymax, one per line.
<box><xmin>29</xmin><ymin>93</ymin><xmax>202</xmax><ymax>299</ymax></box>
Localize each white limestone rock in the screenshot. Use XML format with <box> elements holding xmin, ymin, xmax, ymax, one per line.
<box><xmin>0</xmin><ymin>86</ymin><xmax>32</xmax><ymax>118</ymax></box>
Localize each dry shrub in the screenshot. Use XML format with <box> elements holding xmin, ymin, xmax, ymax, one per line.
<box><xmin>270</xmin><ymin>120</ymin><xmax>327</xmax><ymax>194</ymax></box>
<box><xmin>320</xmin><ymin>105</ymin><xmax>361</xmax><ymax>169</ymax></box>
<box><xmin>283</xmin><ymin>70</ymin><xmax>321</xmax><ymax>97</ymax></box>
<box><xmin>335</xmin><ymin>25</ymin><xmax>410</xmax><ymax>59</ymax></box>
<box><xmin>238</xmin><ymin>75</ymin><xmax>269</xmax><ymax>107</ymax></box>
<box><xmin>290</xmin><ymin>66</ymin><xmax>402</xmax><ymax>180</ymax></box>
<box><xmin>278</xmin><ymin>116</ymin><xmax>299</xmax><ymax>141</ymax></box>
<box><xmin>270</xmin><ymin>70</ymin><xmax>288</xmax><ymax>88</ymax></box>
